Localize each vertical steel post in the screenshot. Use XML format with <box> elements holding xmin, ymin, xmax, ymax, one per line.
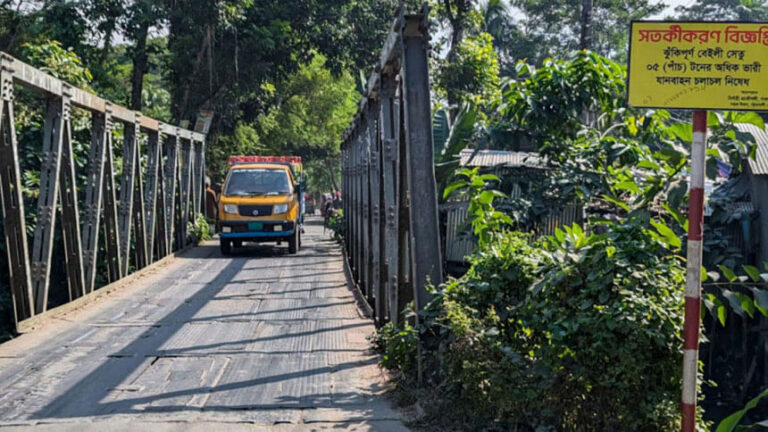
<box><xmin>31</xmin><ymin>96</ymin><xmax>66</xmax><ymax>313</ymax></box>
<box><xmin>397</xmin><ymin>86</ymin><xmax>413</xmax><ymax>317</ymax></box>
<box><xmin>682</xmin><ymin>109</ymin><xmax>707</xmax><ymax>432</ymax></box>
<box><xmin>351</xmin><ymin>133</ymin><xmax>359</xmax><ymax>278</ymax></box>
<box><xmin>362</xmin><ymin>113</ymin><xmax>372</xmax><ymax>302</ymax></box>
<box><xmin>369</xmin><ymin>98</ymin><xmax>385</xmax><ymax>324</ymax></box>
<box><xmin>0</xmin><ymin>57</ymin><xmax>33</xmax><ymax>323</ymax></box>
<box><xmin>193</xmin><ymin>140</ymin><xmax>204</xmax><ymax>215</ymax></box>
<box><xmin>340</xmin><ymin>145</ymin><xmax>345</xmax><ymax>226</ymax></box>
<box><xmin>118</xmin><ymin>119</ymin><xmax>139</xmax><ymax>275</ymax></box>
<box><xmin>82</xmin><ymin>110</ymin><xmax>109</xmax><ymax>293</ymax></box>
<box><xmin>144</xmin><ymin>130</ymin><xmax>160</xmax><ymax>263</ymax></box>
<box><xmin>131</xmin><ymin>120</ymin><xmax>148</xmax><ymax>270</ymax></box>
<box><xmin>380</xmin><ymin>76</ymin><xmax>400</xmax><ymax>323</ymax></box>
<box><xmin>102</xmin><ymin>120</ymin><xmax>122</xmax><ymax>283</ymax></box>
<box><xmin>401</xmin><ymin>13</ymin><xmax>443</xmax><ymax>312</ymax></box>
<box><xmin>179</xmin><ymin>138</ymin><xmax>193</xmax><ymax>247</ymax></box>
<box><xmin>155</xmin><ymin>135</ymin><xmax>168</xmax><ymax>258</ymax></box>
<box><xmin>57</xmin><ymin>85</ymin><xmax>86</xmax><ymax>301</ymax></box>
<box><xmin>356</xmin><ymin>131</ymin><xmax>364</xmax><ymax>286</ymax></box>
<box><xmin>164</xmin><ymin>134</ymin><xmax>179</xmax><ymax>252</ymax></box>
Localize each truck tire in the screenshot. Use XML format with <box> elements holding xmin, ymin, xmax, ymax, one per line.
<box><xmin>220</xmin><ymin>239</ymin><xmax>232</xmax><ymax>255</ymax></box>
<box><xmin>288</xmin><ymin>229</ymin><xmax>299</xmax><ymax>254</ymax></box>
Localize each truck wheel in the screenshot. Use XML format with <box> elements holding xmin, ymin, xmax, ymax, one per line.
<box><xmin>220</xmin><ymin>239</ymin><xmax>232</xmax><ymax>255</ymax></box>
<box><xmin>233</xmin><ymin>240</ymin><xmax>243</xmax><ymax>248</ymax></box>
<box><xmin>288</xmin><ymin>230</ymin><xmax>299</xmax><ymax>254</ymax></box>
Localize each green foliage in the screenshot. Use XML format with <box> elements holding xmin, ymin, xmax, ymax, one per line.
<box><xmin>436</xmin><ymin>32</ymin><xmax>501</xmax><ymax>109</ymax></box>
<box><xmin>497</xmin><ymin>51</ymin><xmax>625</xmax><ymax>152</ymax></box>
<box><xmin>432</xmin><ymin>103</ymin><xmax>479</xmax><ymax>196</ymax></box>
<box><xmin>508</xmin><ymin>0</ymin><xmax>664</xmax><ymax>62</ymax></box>
<box><xmin>675</xmin><ymin>0</ymin><xmax>768</xmax><ymax>21</ymax></box>
<box><xmin>207</xmin><ymin>53</ymin><xmax>358</xmax><ymax>184</ymax></box>
<box><xmin>254</xmin><ymin>54</ymin><xmax>359</xmax><ymax>160</ymax></box>
<box><xmin>380</xmin><ymin>194</ymin><xmax>691</xmax><ymax>430</ymax></box>
<box><xmin>209</xmin><ymin>122</ymin><xmax>265</xmax><ymax>180</ymax></box>
<box><xmin>704</xmin><ymin>263</ymin><xmax>768</xmax><ymax>326</ymax></box>
<box><xmin>530</xmin><ymin>223</ymin><xmax>687</xmax><ymax>430</ymax></box>
<box><xmin>187</xmin><ymin>213</ymin><xmax>211</xmax><ymax>245</ymax></box>
<box><xmin>327</xmin><ymin>209</ymin><xmax>344</xmax><ymax>240</ymax></box>
<box><xmin>22</xmin><ymin>41</ymin><xmax>93</xmax><ymax>88</ymax></box>
<box><xmin>372</xmin><ymin>321</ymin><xmax>419</xmax><ymax>373</ymax></box>
<box><xmin>716</xmin><ymin>388</ymin><xmax>768</xmax><ymax>432</ymax></box>
<box><xmin>443</xmin><ymin>168</ymin><xmax>512</xmax><ymax>248</ymax></box>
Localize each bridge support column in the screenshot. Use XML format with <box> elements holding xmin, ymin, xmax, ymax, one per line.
<box><xmin>164</xmin><ymin>134</ymin><xmax>179</xmax><ymax>252</ymax></box>
<box><xmin>82</xmin><ymin>110</ymin><xmax>109</xmax><ymax>293</ymax></box>
<box><xmin>58</xmin><ymin>85</ymin><xmax>86</xmax><ymax>301</ymax></box>
<box><xmin>0</xmin><ymin>56</ymin><xmax>34</xmax><ymax>323</ymax></box>
<box><xmin>102</xmin><ymin>115</ymin><xmax>122</xmax><ymax>283</ymax></box>
<box><xmin>30</xmin><ymin>95</ymin><xmax>67</xmax><ymax>313</ymax></box>
<box><xmin>402</xmin><ymin>13</ymin><xmax>443</xmax><ymax>312</ymax></box>
<box><xmin>380</xmin><ymin>76</ymin><xmax>400</xmax><ymax>324</ymax></box>
<box><xmin>144</xmin><ymin>130</ymin><xmax>161</xmax><ymax>264</ymax></box>
<box><xmin>178</xmin><ymin>138</ymin><xmax>193</xmax><ymax>248</ymax></box>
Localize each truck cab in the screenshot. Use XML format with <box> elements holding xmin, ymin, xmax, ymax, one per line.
<box><xmin>217</xmin><ymin>156</ymin><xmax>303</xmax><ymax>255</ymax></box>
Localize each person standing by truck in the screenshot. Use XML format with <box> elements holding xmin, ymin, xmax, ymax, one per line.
<box><xmin>204</xmin><ymin>176</ymin><xmax>218</xmax><ymax>221</ymax></box>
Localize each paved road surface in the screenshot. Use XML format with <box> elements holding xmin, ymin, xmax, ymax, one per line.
<box><xmin>0</xmin><ymin>217</ymin><xmax>407</xmax><ymax>431</ymax></box>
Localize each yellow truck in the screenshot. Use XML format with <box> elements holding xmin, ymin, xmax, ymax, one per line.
<box><xmin>217</xmin><ymin>156</ymin><xmax>304</xmax><ymax>255</ymax></box>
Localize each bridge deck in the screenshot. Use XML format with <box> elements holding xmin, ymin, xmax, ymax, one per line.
<box><xmin>0</xmin><ymin>217</ymin><xmax>406</xmax><ymax>431</ymax></box>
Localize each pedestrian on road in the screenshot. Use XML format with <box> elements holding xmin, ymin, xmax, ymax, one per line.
<box><xmin>205</xmin><ymin>176</ymin><xmax>218</xmax><ymax>222</ymax></box>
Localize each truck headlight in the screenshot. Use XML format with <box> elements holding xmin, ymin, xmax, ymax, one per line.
<box><xmin>223</xmin><ymin>204</ymin><xmax>238</xmax><ymax>214</ymax></box>
<box><xmin>273</xmin><ymin>204</ymin><xmax>289</xmax><ymax>214</ymax></box>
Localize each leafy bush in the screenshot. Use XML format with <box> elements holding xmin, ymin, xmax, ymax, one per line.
<box><xmin>187</xmin><ymin>213</ymin><xmax>211</xmax><ymax>245</ymax></box>
<box><xmin>529</xmin><ymin>223</ymin><xmax>686</xmax><ymax>430</ymax></box>
<box><xmin>379</xmin><ymin>222</ymin><xmax>692</xmax><ymax>430</ymax></box>
<box><xmin>328</xmin><ymin>209</ymin><xmax>344</xmax><ymax>239</ymax></box>
<box><xmin>372</xmin><ymin>321</ymin><xmax>419</xmax><ymax>373</ymax></box>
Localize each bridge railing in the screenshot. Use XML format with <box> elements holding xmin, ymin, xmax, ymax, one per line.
<box><xmin>341</xmin><ymin>7</ymin><xmax>443</xmax><ymax>326</ymax></box>
<box><xmin>0</xmin><ymin>52</ymin><xmax>207</xmax><ymax>330</ymax></box>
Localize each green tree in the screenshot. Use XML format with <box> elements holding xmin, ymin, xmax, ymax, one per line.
<box><xmin>436</xmin><ymin>32</ymin><xmax>501</xmax><ymax>110</ymax></box>
<box><xmin>509</xmin><ymin>0</ymin><xmax>664</xmax><ymax>62</ymax></box>
<box><xmin>674</xmin><ymin>0</ymin><xmax>768</xmax><ymax>20</ymax></box>
<box><xmin>253</xmin><ymin>54</ymin><xmax>359</xmax><ymax>192</ymax></box>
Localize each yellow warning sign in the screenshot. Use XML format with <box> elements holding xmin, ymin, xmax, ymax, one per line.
<box><xmin>628</xmin><ymin>21</ymin><xmax>768</xmax><ymax>110</ymax></box>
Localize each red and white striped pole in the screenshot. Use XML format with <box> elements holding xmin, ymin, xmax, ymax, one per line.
<box><xmin>682</xmin><ymin>109</ymin><xmax>707</xmax><ymax>432</ymax></box>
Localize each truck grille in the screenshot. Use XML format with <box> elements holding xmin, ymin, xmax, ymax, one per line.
<box><xmin>238</xmin><ymin>205</ymin><xmax>273</xmax><ymax>217</ymax></box>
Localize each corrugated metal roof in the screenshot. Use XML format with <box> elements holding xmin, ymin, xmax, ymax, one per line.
<box><xmin>734</xmin><ymin>123</ymin><xmax>768</xmax><ymax>175</ymax></box>
<box><xmin>459</xmin><ymin>149</ymin><xmax>544</xmax><ymax>168</ymax></box>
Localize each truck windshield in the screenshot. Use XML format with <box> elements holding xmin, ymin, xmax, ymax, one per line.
<box><xmin>225</xmin><ymin>169</ymin><xmax>291</xmax><ymax>196</ymax></box>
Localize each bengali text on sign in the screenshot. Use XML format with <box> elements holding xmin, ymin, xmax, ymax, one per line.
<box><xmin>628</xmin><ymin>21</ymin><xmax>768</xmax><ymax>110</ymax></box>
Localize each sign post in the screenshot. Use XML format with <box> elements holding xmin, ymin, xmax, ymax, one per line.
<box><xmin>682</xmin><ymin>109</ymin><xmax>706</xmax><ymax>432</ymax></box>
<box><xmin>627</xmin><ymin>20</ymin><xmax>768</xmax><ymax>431</ymax></box>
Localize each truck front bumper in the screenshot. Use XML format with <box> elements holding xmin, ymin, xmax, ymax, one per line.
<box><xmin>218</xmin><ymin>220</ymin><xmax>295</xmax><ymax>241</ymax></box>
